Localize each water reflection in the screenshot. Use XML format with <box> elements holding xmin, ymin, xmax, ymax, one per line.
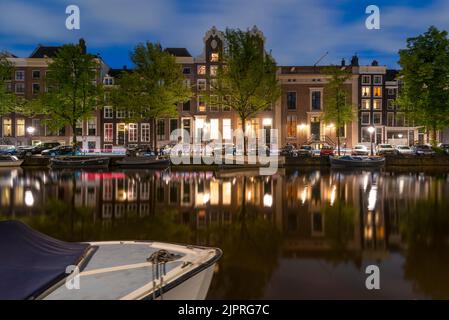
<box><xmin>1</xmin><ymin>168</ymin><xmax>449</xmax><ymax>299</ymax></box>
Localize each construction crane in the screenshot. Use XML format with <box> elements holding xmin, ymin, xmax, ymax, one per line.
<box><xmin>314</xmin><ymin>51</ymin><xmax>329</xmax><ymax>67</ymax></box>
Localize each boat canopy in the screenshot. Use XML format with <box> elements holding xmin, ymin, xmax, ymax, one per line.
<box><xmin>0</xmin><ymin>221</ymin><xmax>91</xmax><ymax>300</ymax></box>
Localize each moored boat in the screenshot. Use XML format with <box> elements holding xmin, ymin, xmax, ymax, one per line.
<box><xmin>0</xmin><ymin>221</ymin><xmax>222</xmax><ymax>300</ymax></box>
<box><xmin>0</xmin><ymin>155</ymin><xmax>23</xmax><ymax>167</ymax></box>
<box><xmin>50</xmin><ymin>157</ymin><xmax>110</xmax><ymax>169</ymax></box>
<box><xmin>115</xmin><ymin>157</ymin><xmax>170</xmax><ymax>168</ymax></box>
<box><xmin>330</xmin><ymin>155</ymin><xmax>385</xmax><ymax>168</ymax></box>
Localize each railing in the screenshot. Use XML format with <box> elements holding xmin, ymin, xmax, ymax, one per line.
<box><xmin>304</xmin><ymin>135</ymin><xmax>336</xmax><ymax>148</ymax></box>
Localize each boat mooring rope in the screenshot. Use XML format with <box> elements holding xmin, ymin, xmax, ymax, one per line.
<box><xmin>147</xmin><ymin>250</ymin><xmax>181</xmax><ymax>300</ymax></box>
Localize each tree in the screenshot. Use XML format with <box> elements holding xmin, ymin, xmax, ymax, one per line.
<box><xmin>321</xmin><ymin>66</ymin><xmax>355</xmax><ymax>156</ymax></box>
<box><xmin>27</xmin><ymin>44</ymin><xmax>103</xmax><ymax>146</ymax></box>
<box><xmin>0</xmin><ymin>53</ymin><xmax>25</xmax><ymax>116</ymax></box>
<box><xmin>398</xmin><ymin>26</ymin><xmax>449</xmax><ymax>145</ymax></box>
<box><xmin>110</xmin><ymin>42</ymin><xmax>191</xmax><ymax>149</ymax></box>
<box><xmin>212</xmin><ymin>28</ymin><xmax>281</xmax><ymax>154</ymax></box>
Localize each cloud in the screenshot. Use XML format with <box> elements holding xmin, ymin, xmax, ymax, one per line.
<box><xmin>1</xmin><ymin>0</ymin><xmax>449</xmax><ymax>67</ymax></box>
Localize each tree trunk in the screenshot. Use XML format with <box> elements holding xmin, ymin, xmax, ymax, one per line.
<box><xmin>337</xmin><ymin>130</ymin><xmax>341</xmax><ymax>156</ymax></box>
<box><xmin>241</xmin><ymin>117</ymin><xmax>247</xmax><ymax>156</ymax></box>
<box><xmin>71</xmin><ymin>122</ymin><xmax>77</xmax><ymax>148</ymax></box>
<box><xmin>432</xmin><ymin>124</ymin><xmax>438</xmax><ymax>147</ymax></box>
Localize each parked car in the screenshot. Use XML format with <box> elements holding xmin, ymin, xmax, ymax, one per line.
<box><xmin>280</xmin><ymin>144</ymin><xmax>297</xmax><ymax>157</ymax></box>
<box><xmin>18</xmin><ymin>142</ymin><xmax>61</xmax><ymax>157</ymax></box>
<box><xmin>395</xmin><ymin>145</ymin><xmax>414</xmax><ymax>155</ymax></box>
<box><xmin>297</xmin><ymin>145</ymin><xmax>313</xmax><ymax>157</ymax></box>
<box><xmin>320</xmin><ymin>145</ymin><xmax>334</xmax><ymax>157</ymax></box>
<box><xmin>413</xmin><ymin>144</ymin><xmax>436</xmax><ymax>156</ymax></box>
<box><xmin>376</xmin><ymin>144</ymin><xmax>396</xmax><ymax>156</ymax></box>
<box><xmin>0</xmin><ymin>145</ymin><xmax>17</xmax><ymax>155</ymax></box>
<box><xmin>42</xmin><ymin>145</ymin><xmax>80</xmax><ymax>157</ymax></box>
<box><xmin>352</xmin><ymin>145</ymin><xmax>370</xmax><ymax>156</ymax></box>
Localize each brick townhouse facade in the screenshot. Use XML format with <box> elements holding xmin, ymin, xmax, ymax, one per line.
<box><xmin>1</xmin><ymin>27</ymin><xmax>437</xmax><ymax>151</ymax></box>
<box><xmin>2</xmin><ymin>39</ymin><xmax>108</xmax><ymax>150</ymax></box>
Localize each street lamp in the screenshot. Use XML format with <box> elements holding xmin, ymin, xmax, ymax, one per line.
<box><xmin>27</xmin><ymin>127</ymin><xmax>35</xmax><ymax>145</ymax></box>
<box><xmin>368</xmin><ymin>126</ymin><xmax>375</xmax><ymax>156</ymax></box>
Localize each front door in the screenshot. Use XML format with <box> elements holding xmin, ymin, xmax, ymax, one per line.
<box><xmin>311</xmin><ymin>122</ymin><xmax>320</xmax><ymax>141</ymax></box>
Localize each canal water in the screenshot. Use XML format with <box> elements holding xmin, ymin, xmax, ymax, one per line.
<box><xmin>1</xmin><ymin>167</ymin><xmax>448</xmax><ymax>299</ymax></box>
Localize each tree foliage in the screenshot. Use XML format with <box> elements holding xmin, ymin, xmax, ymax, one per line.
<box><xmin>211</xmin><ymin>29</ymin><xmax>281</xmax><ymax>151</ymax></box>
<box><xmin>109</xmin><ymin>42</ymin><xmax>191</xmax><ymax>148</ymax></box>
<box><xmin>322</xmin><ymin>66</ymin><xmax>355</xmax><ymax>155</ymax></box>
<box><xmin>26</xmin><ymin>44</ymin><xmax>103</xmax><ymax>145</ymax></box>
<box><xmin>398</xmin><ymin>26</ymin><xmax>449</xmax><ymax>145</ymax></box>
<box><xmin>0</xmin><ymin>54</ymin><xmax>26</xmax><ymax>115</ymax></box>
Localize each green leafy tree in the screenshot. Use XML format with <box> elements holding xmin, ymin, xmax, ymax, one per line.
<box><xmin>322</xmin><ymin>66</ymin><xmax>355</xmax><ymax>156</ymax></box>
<box><xmin>27</xmin><ymin>44</ymin><xmax>103</xmax><ymax>146</ymax></box>
<box><xmin>0</xmin><ymin>53</ymin><xmax>26</xmax><ymax>116</ymax></box>
<box><xmin>110</xmin><ymin>42</ymin><xmax>191</xmax><ymax>149</ymax></box>
<box><xmin>211</xmin><ymin>29</ymin><xmax>281</xmax><ymax>154</ymax></box>
<box><xmin>398</xmin><ymin>26</ymin><xmax>449</xmax><ymax>145</ymax></box>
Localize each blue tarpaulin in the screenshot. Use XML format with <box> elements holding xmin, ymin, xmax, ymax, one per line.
<box><xmin>0</xmin><ymin>221</ymin><xmax>91</xmax><ymax>300</ymax></box>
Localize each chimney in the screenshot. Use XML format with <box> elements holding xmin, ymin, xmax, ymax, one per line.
<box><xmin>123</xmin><ymin>65</ymin><xmax>128</xmax><ymax>70</ymax></box>
<box><xmin>371</xmin><ymin>60</ymin><xmax>379</xmax><ymax>66</ymax></box>
<box><xmin>79</xmin><ymin>38</ymin><xmax>86</xmax><ymax>54</ymax></box>
<box><xmin>350</xmin><ymin>55</ymin><xmax>359</xmax><ymax>67</ymax></box>
<box><xmin>341</xmin><ymin>58</ymin><xmax>346</xmax><ymax>67</ymax></box>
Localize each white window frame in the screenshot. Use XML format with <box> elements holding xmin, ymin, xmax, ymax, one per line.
<box><xmin>128</xmin><ymin>123</ymin><xmax>138</xmax><ymax>142</ymax></box>
<box><xmin>373</xmin><ymin>86</ymin><xmax>382</xmax><ymax>98</ymax></box>
<box><xmin>373</xmin><ymin>75</ymin><xmax>383</xmax><ymax>85</ymax></box>
<box><xmin>362</xmin><ymin>86</ymin><xmax>371</xmax><ymax>97</ymax></box>
<box><xmin>15</xmin><ymin>70</ymin><xmax>25</xmax><ymax>81</ymax></box>
<box><xmin>373</xmin><ymin>99</ymin><xmax>382</xmax><ymax>110</ymax></box>
<box><xmin>361</xmin><ymin>75</ymin><xmax>371</xmax><ymax>85</ymax></box>
<box><xmin>104</xmin><ymin>106</ymin><xmax>113</xmax><ymax>119</ymax></box>
<box><xmin>361</xmin><ymin>112</ymin><xmax>371</xmax><ymax>125</ymax></box>
<box><xmin>197</xmin><ymin>79</ymin><xmax>207</xmax><ymax>91</ymax></box>
<box><xmin>141</xmin><ymin>123</ymin><xmax>151</xmax><ymax>143</ymax></box>
<box><xmin>116</xmin><ymin>110</ymin><xmax>126</xmax><ymax>119</ymax></box>
<box><xmin>373</xmin><ymin>112</ymin><xmax>382</xmax><ymax>125</ymax></box>
<box><xmin>104</xmin><ymin>123</ymin><xmax>113</xmax><ymax>142</ymax></box>
<box><xmin>15</xmin><ymin>83</ymin><xmax>25</xmax><ymax>94</ymax></box>
<box><xmin>361</xmin><ymin>99</ymin><xmax>371</xmax><ymax>110</ymax></box>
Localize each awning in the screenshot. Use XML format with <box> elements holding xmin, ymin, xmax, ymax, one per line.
<box><xmin>0</xmin><ymin>221</ymin><xmax>91</xmax><ymax>300</ymax></box>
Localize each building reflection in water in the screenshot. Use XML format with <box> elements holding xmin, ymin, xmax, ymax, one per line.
<box><xmin>0</xmin><ymin>168</ymin><xmax>448</xmax><ymax>299</ymax></box>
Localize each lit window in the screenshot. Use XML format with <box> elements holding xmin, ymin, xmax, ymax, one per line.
<box><xmin>223</xmin><ymin>119</ymin><xmax>232</xmax><ymax>140</ymax></box>
<box><xmin>287</xmin><ymin>115</ymin><xmax>297</xmax><ymax>138</ymax></box>
<box><xmin>197</xmin><ymin>96</ymin><xmax>206</xmax><ymax>112</ymax></box>
<box><xmin>362</xmin><ymin>87</ymin><xmax>371</xmax><ymax>97</ymax></box>
<box><xmin>3</xmin><ymin>118</ymin><xmax>12</xmax><ymax>137</ymax></box>
<box><xmin>362</xmin><ymin>99</ymin><xmax>371</xmax><ymax>110</ymax></box>
<box><xmin>211</xmin><ymin>53</ymin><xmax>219</xmax><ymax>62</ymax></box>
<box><xmin>373</xmin><ymin>99</ymin><xmax>382</xmax><ymax>110</ymax></box>
<box><xmin>197</xmin><ymin>65</ymin><xmax>206</xmax><ymax>75</ymax></box>
<box><xmin>16</xmin><ymin>119</ymin><xmax>25</xmax><ymax>137</ymax></box>
<box><xmin>373</xmin><ymin>86</ymin><xmax>382</xmax><ymax>97</ymax></box>
<box><xmin>210</xmin><ymin>119</ymin><xmax>219</xmax><ymax>140</ymax></box>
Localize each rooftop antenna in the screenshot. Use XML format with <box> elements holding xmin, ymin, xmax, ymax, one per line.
<box><xmin>314</xmin><ymin>51</ymin><xmax>329</xmax><ymax>67</ymax></box>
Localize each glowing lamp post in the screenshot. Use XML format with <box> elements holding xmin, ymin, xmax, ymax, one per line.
<box><xmin>367</xmin><ymin>126</ymin><xmax>375</xmax><ymax>156</ymax></box>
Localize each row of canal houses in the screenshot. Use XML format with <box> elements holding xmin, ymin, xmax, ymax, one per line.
<box><xmin>2</xmin><ymin>26</ymin><xmax>447</xmax><ymax>151</ymax></box>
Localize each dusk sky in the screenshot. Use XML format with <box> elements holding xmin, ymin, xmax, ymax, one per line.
<box><xmin>1</xmin><ymin>0</ymin><xmax>449</xmax><ymax>68</ymax></box>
